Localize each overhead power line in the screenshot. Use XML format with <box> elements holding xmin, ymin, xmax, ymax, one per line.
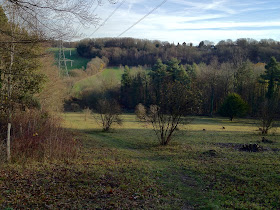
<box><xmin>89</xmin><ymin>0</ymin><xmax>126</xmax><ymax>37</ymax></box>
<box><xmin>117</xmin><ymin>0</ymin><xmax>167</xmax><ymax>37</ymax></box>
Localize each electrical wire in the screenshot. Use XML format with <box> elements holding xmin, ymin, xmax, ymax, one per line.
<box><xmin>117</xmin><ymin>0</ymin><xmax>167</xmax><ymax>37</ymax></box>
<box><xmin>88</xmin><ymin>0</ymin><xmax>126</xmax><ymax>37</ymax></box>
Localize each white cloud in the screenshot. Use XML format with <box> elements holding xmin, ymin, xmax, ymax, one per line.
<box><xmin>170</xmin><ymin>0</ymin><xmax>236</xmax><ymax>14</ymax></box>
<box><xmin>81</xmin><ymin>0</ymin><xmax>280</xmax><ymax>44</ymax></box>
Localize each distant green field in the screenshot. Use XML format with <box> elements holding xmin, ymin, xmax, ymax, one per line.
<box><xmin>71</xmin><ymin>68</ymin><xmax>124</xmax><ymax>97</ymax></box>
<box><xmin>71</xmin><ymin>67</ymin><xmax>148</xmax><ymax>98</ymax></box>
<box><xmin>49</xmin><ymin>48</ymin><xmax>91</xmax><ymax>70</ymax></box>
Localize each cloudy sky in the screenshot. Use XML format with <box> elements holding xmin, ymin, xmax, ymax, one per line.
<box><xmin>83</xmin><ymin>0</ymin><xmax>280</xmax><ymax>45</ymax></box>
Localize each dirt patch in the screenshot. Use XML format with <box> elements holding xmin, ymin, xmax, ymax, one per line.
<box><xmin>215</xmin><ymin>143</ymin><xmax>280</xmax><ymax>152</ymax></box>
<box><xmin>201</xmin><ymin>150</ymin><xmax>218</xmax><ymax>157</ymax></box>
<box><xmin>239</xmin><ymin>144</ymin><xmax>264</xmax><ymax>152</ymax></box>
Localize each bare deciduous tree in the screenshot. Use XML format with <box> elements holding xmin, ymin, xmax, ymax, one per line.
<box><xmin>259</xmin><ymin>99</ymin><xmax>277</xmax><ymax>134</ymax></box>
<box><xmin>94</xmin><ymin>99</ymin><xmax>122</xmax><ymax>132</ymax></box>
<box><xmin>1</xmin><ymin>0</ymin><xmax>117</xmax><ymax>40</ymax></box>
<box><xmin>136</xmin><ymin>81</ymin><xmax>198</xmax><ymax>145</ymax></box>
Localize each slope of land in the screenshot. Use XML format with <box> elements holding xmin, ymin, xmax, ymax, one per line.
<box><xmin>1</xmin><ymin>114</ymin><xmax>279</xmax><ymax>209</ymax></box>
<box><xmin>71</xmin><ymin>67</ymin><xmax>147</xmax><ymax>98</ymax></box>
<box><xmin>49</xmin><ymin>48</ymin><xmax>91</xmax><ymax>70</ymax></box>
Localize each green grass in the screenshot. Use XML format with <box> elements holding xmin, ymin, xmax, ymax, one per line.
<box><xmin>71</xmin><ymin>68</ymin><xmax>124</xmax><ymax>97</ymax></box>
<box><xmin>71</xmin><ymin>67</ymin><xmax>145</xmax><ymax>97</ymax></box>
<box><xmin>1</xmin><ymin>114</ymin><xmax>279</xmax><ymax>209</ymax></box>
<box><xmin>49</xmin><ymin>48</ymin><xmax>91</xmax><ymax>70</ymax></box>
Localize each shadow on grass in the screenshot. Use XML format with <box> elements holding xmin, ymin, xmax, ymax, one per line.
<box><xmin>81</xmin><ymin>128</ymin><xmax>159</xmax><ymax>151</ymax></box>
<box><xmin>192</xmin><ymin>116</ymin><xmax>260</xmax><ymax>126</ymax></box>
<box><xmin>70</xmin><ymin>126</ymin><xmax>280</xmax><ymax>151</ymax></box>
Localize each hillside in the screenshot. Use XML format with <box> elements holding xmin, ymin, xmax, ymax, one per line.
<box><xmin>49</xmin><ymin>48</ymin><xmax>91</xmax><ymax>70</ymax></box>
<box><xmin>71</xmin><ymin>68</ymin><xmax>124</xmax><ymax>97</ymax></box>
<box><xmin>71</xmin><ymin>67</ymin><xmax>148</xmax><ymax>98</ymax></box>
<box><xmin>76</xmin><ymin>37</ymin><xmax>280</xmax><ymax>66</ymax></box>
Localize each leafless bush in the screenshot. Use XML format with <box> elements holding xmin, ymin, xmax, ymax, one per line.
<box><xmin>94</xmin><ymin>99</ymin><xmax>122</xmax><ymax>132</ymax></box>
<box><xmin>83</xmin><ymin>107</ymin><xmax>91</xmax><ymax>121</ymax></box>
<box><xmin>136</xmin><ymin>81</ymin><xmax>197</xmax><ymax>146</ymax></box>
<box><xmin>258</xmin><ymin>99</ymin><xmax>278</xmax><ymax>134</ymax></box>
<box><xmin>137</xmin><ymin>104</ymin><xmax>191</xmax><ymax>146</ymax></box>
<box><xmin>9</xmin><ymin>109</ymin><xmax>80</xmax><ymax>162</ymax></box>
<box><xmin>70</xmin><ymin>103</ymin><xmax>81</xmax><ymax>112</ymax></box>
<box><xmin>135</xmin><ymin>103</ymin><xmax>147</xmax><ymax>121</ymax></box>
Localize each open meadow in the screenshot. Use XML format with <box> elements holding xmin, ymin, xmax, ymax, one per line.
<box><xmin>71</xmin><ymin>67</ymin><xmax>148</xmax><ymax>98</ymax></box>
<box><xmin>1</xmin><ymin>113</ymin><xmax>279</xmax><ymax>209</ymax></box>
<box><xmin>71</xmin><ymin>67</ymin><xmax>125</xmax><ymax>97</ymax></box>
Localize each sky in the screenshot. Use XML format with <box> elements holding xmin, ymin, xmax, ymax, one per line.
<box><xmin>82</xmin><ymin>0</ymin><xmax>280</xmax><ymax>45</ymax></box>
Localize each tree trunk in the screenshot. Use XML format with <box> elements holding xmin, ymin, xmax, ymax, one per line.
<box><xmin>210</xmin><ymin>86</ymin><xmax>214</xmax><ymax>117</ymax></box>
<box><xmin>6</xmin><ymin>12</ymin><xmax>15</xmax><ymax>163</ymax></box>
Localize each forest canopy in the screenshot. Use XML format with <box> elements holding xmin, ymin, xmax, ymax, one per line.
<box><xmin>76</xmin><ymin>37</ymin><xmax>280</xmax><ymax>66</ymax></box>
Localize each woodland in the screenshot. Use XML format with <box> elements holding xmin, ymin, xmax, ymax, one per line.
<box><xmin>71</xmin><ymin>37</ymin><xmax>280</xmax><ymax>122</ymax></box>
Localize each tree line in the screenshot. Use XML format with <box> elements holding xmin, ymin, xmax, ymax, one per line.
<box><xmin>76</xmin><ymin>57</ymin><xmax>279</xmax><ymax>119</ymax></box>
<box><xmin>120</xmin><ymin>58</ymin><xmax>279</xmax><ymax>117</ymax></box>
<box><xmin>73</xmin><ymin>57</ymin><xmax>279</xmax><ymax>144</ymax></box>
<box><xmin>76</xmin><ymin>37</ymin><xmax>280</xmax><ymax>66</ymax></box>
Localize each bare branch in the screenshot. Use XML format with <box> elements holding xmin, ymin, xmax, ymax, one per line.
<box><xmin>1</xmin><ymin>0</ymin><xmax>115</xmax><ymax>40</ymax></box>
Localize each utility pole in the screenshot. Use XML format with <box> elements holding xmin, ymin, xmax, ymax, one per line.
<box><xmin>58</xmin><ymin>40</ymin><xmax>71</xmax><ymax>77</ymax></box>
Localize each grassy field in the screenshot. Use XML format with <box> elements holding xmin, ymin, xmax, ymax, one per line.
<box><xmin>71</xmin><ymin>68</ymin><xmax>124</xmax><ymax>97</ymax></box>
<box><xmin>71</xmin><ymin>67</ymin><xmax>147</xmax><ymax>97</ymax></box>
<box><xmin>49</xmin><ymin>48</ymin><xmax>91</xmax><ymax>70</ymax></box>
<box><xmin>1</xmin><ymin>114</ymin><xmax>279</xmax><ymax>209</ymax></box>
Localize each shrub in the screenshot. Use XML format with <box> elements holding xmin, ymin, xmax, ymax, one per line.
<box><xmin>0</xmin><ymin>109</ymin><xmax>80</xmax><ymax>162</ymax></box>
<box><xmin>70</xmin><ymin>103</ymin><xmax>81</xmax><ymax>112</ymax></box>
<box><xmin>219</xmin><ymin>93</ymin><xmax>248</xmax><ymax>121</ymax></box>
<box><xmin>136</xmin><ymin>81</ymin><xmax>196</xmax><ymax>146</ymax></box>
<box><xmin>83</xmin><ymin>107</ymin><xmax>92</xmax><ymax>121</ymax></box>
<box><xmin>135</xmin><ymin>103</ymin><xmax>147</xmax><ymax>121</ymax></box>
<box><xmin>94</xmin><ymin>99</ymin><xmax>122</xmax><ymax>132</ymax></box>
<box><xmin>258</xmin><ymin>99</ymin><xmax>278</xmax><ymax>134</ymax></box>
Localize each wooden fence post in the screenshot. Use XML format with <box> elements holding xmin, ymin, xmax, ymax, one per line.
<box><xmin>7</xmin><ymin>123</ymin><xmax>11</xmax><ymax>163</ymax></box>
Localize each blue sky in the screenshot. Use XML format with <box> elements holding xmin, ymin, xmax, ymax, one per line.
<box><xmin>83</xmin><ymin>0</ymin><xmax>280</xmax><ymax>45</ymax></box>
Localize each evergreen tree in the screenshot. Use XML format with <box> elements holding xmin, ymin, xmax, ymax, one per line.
<box><xmin>121</xmin><ymin>65</ymin><xmax>133</xmax><ymax>109</ymax></box>
<box><xmin>258</xmin><ymin>57</ymin><xmax>280</xmax><ymax>134</ymax></box>
<box><xmin>261</xmin><ymin>57</ymin><xmax>280</xmax><ymax>99</ymax></box>
<box><xmin>219</xmin><ymin>93</ymin><xmax>248</xmax><ymax>121</ymax></box>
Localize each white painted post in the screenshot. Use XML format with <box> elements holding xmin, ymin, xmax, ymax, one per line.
<box><xmin>7</xmin><ymin>123</ymin><xmax>11</xmax><ymax>163</ymax></box>
<box><xmin>20</xmin><ymin>123</ymin><xmax>23</xmax><ymax>136</ymax></box>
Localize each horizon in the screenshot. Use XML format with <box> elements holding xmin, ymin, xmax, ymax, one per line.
<box><xmin>81</xmin><ymin>0</ymin><xmax>280</xmax><ymax>45</ymax></box>
<box><xmin>76</xmin><ymin>36</ymin><xmax>280</xmax><ymax>46</ymax></box>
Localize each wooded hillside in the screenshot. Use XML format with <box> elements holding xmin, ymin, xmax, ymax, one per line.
<box><xmin>76</xmin><ymin>37</ymin><xmax>280</xmax><ymax>66</ymax></box>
